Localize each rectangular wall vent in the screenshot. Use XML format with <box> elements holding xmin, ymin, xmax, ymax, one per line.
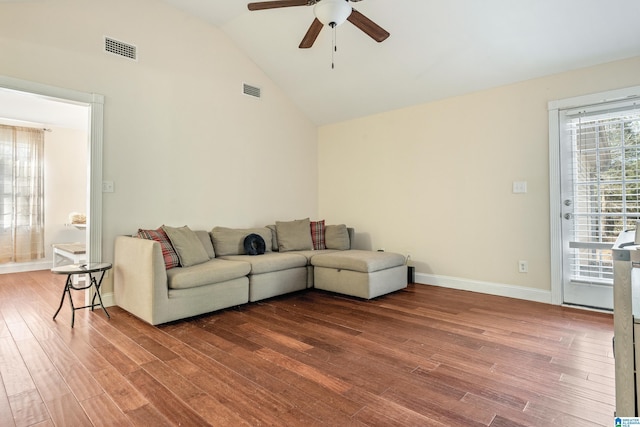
<box><xmin>243</xmin><ymin>83</ymin><xmax>261</xmax><ymax>99</ymax></box>
<box><xmin>105</xmin><ymin>37</ymin><xmax>137</xmax><ymax>61</ymax></box>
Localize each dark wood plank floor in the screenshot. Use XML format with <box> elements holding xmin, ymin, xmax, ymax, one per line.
<box><xmin>0</xmin><ymin>270</ymin><xmax>615</xmax><ymax>426</ymax></box>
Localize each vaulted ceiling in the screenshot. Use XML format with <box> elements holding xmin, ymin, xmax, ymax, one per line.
<box><xmin>161</xmin><ymin>0</ymin><xmax>640</xmax><ymax>125</ymax></box>
<box><xmin>5</xmin><ymin>1</ymin><xmax>640</xmax><ymax>128</ymax></box>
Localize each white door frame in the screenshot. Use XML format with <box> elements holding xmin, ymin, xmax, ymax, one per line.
<box><xmin>0</xmin><ymin>75</ymin><xmax>105</xmax><ymax>265</ymax></box>
<box><xmin>549</xmin><ymin>85</ymin><xmax>640</xmax><ymax>305</ymax></box>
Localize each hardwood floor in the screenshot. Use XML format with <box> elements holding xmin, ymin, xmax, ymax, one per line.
<box><xmin>0</xmin><ymin>270</ymin><xmax>615</xmax><ymax>426</ymax></box>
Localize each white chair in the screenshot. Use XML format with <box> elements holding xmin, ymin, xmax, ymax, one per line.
<box><xmin>52</xmin><ymin>243</ymin><xmax>86</xmax><ymax>284</ymax></box>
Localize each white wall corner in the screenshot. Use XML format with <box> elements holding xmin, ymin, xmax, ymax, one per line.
<box><xmin>101</xmin><ymin>292</ymin><xmax>115</xmax><ymax>308</ymax></box>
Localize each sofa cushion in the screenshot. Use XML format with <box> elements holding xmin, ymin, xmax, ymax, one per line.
<box><xmin>288</xmin><ymin>249</ymin><xmax>340</xmax><ymax>262</ymax></box>
<box><xmin>276</xmin><ymin>218</ymin><xmax>313</xmax><ymax>252</ymax></box>
<box><xmin>194</xmin><ymin>230</ymin><xmax>215</xmax><ymax>259</ymax></box>
<box><xmin>137</xmin><ymin>227</ymin><xmax>180</xmax><ymax>269</ymax></box>
<box><xmin>163</xmin><ymin>225</ymin><xmax>210</xmax><ymax>267</ymax></box>
<box><xmin>220</xmin><ymin>252</ymin><xmax>307</xmax><ymax>274</ymax></box>
<box><xmin>266</xmin><ymin>225</ymin><xmax>279</xmax><ymax>251</ymax></box>
<box><xmin>311</xmin><ymin>250</ymin><xmax>405</xmax><ymax>273</ymax></box>
<box><xmin>211</xmin><ymin>227</ymin><xmax>273</xmax><ymax>256</ymax></box>
<box><xmin>166</xmin><ymin>259</ymin><xmax>251</xmax><ymax>290</ymax></box>
<box><xmin>325</xmin><ymin>224</ymin><xmax>351</xmax><ymax>250</ymax></box>
<box><xmin>310</xmin><ymin>220</ymin><xmax>326</xmax><ymax>250</ymax></box>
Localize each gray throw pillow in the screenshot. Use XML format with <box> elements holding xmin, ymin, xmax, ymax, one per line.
<box><xmin>162</xmin><ymin>225</ymin><xmax>210</xmax><ymax>267</ymax></box>
<box><xmin>276</xmin><ymin>218</ymin><xmax>313</xmax><ymax>252</ymax></box>
<box><xmin>325</xmin><ymin>224</ymin><xmax>350</xmax><ymax>250</ymax></box>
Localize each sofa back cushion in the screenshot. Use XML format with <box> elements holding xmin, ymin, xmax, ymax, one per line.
<box><xmin>276</xmin><ymin>218</ymin><xmax>313</xmax><ymax>252</ymax></box>
<box><xmin>162</xmin><ymin>225</ymin><xmax>210</xmax><ymax>267</ymax></box>
<box><xmin>194</xmin><ymin>230</ymin><xmax>215</xmax><ymax>259</ymax></box>
<box><xmin>266</xmin><ymin>225</ymin><xmax>279</xmax><ymax>251</ymax></box>
<box><xmin>325</xmin><ymin>224</ymin><xmax>351</xmax><ymax>250</ymax></box>
<box><xmin>211</xmin><ymin>227</ymin><xmax>273</xmax><ymax>256</ymax></box>
<box><xmin>268</xmin><ymin>222</ymin><xmax>353</xmax><ymax>252</ymax></box>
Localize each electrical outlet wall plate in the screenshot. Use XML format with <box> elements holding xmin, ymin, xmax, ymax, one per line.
<box><xmin>518</xmin><ymin>260</ymin><xmax>528</xmax><ymax>273</ymax></box>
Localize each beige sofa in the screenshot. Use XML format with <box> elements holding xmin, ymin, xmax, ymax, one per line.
<box><xmin>114</xmin><ymin>230</ymin><xmax>251</xmax><ymax>326</ymax></box>
<box><xmin>114</xmin><ymin>220</ymin><xmax>406</xmax><ymax>325</ymax></box>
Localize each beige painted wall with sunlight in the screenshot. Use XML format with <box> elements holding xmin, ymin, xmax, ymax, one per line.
<box><xmin>318</xmin><ymin>56</ymin><xmax>640</xmax><ymax>298</ymax></box>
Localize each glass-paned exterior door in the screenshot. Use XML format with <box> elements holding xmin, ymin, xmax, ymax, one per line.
<box><xmin>560</xmin><ymin>103</ymin><xmax>640</xmax><ymax>309</ymax></box>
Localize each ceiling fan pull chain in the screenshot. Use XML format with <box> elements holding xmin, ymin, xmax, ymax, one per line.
<box><xmin>331</xmin><ymin>22</ymin><xmax>336</xmax><ymax>69</ymax></box>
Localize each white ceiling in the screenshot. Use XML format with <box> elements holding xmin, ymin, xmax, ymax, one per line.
<box><xmin>161</xmin><ymin>0</ymin><xmax>640</xmax><ymax>125</ymax></box>
<box><xmin>0</xmin><ymin>88</ymin><xmax>89</xmax><ymax>131</ymax></box>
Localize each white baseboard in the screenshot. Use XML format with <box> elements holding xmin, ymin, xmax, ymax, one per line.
<box><xmin>101</xmin><ymin>292</ymin><xmax>115</xmax><ymax>307</ymax></box>
<box><xmin>0</xmin><ymin>268</ymin><xmax>552</xmax><ymax>309</ymax></box>
<box><xmin>0</xmin><ymin>260</ymin><xmax>51</xmax><ymax>274</ymax></box>
<box><xmin>415</xmin><ymin>272</ymin><xmax>553</xmax><ymax>305</ymax></box>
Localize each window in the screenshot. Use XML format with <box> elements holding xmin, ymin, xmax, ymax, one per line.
<box><xmin>0</xmin><ymin>125</ymin><xmax>45</xmax><ymax>263</ymax></box>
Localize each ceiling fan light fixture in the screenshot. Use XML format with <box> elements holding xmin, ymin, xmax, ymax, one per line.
<box><xmin>313</xmin><ymin>0</ymin><xmax>352</xmax><ymax>27</ymax></box>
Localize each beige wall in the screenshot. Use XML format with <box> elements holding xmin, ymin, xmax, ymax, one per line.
<box><xmin>44</xmin><ymin>127</ymin><xmax>88</xmax><ymax>259</ymax></box>
<box><xmin>319</xmin><ymin>56</ymin><xmax>640</xmax><ymax>296</ymax></box>
<box><xmin>0</xmin><ymin>0</ymin><xmax>318</xmax><ymax>289</ymax></box>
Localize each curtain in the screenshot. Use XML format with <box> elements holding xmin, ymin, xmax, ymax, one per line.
<box><xmin>0</xmin><ymin>125</ymin><xmax>45</xmax><ymax>263</ymax></box>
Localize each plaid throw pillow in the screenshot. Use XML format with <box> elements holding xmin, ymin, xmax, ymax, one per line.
<box><xmin>310</xmin><ymin>220</ymin><xmax>326</xmax><ymax>250</ymax></box>
<box><xmin>137</xmin><ymin>227</ymin><xmax>180</xmax><ymax>269</ymax></box>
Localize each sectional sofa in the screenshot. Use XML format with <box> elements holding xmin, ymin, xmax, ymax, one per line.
<box><xmin>113</xmin><ymin>219</ymin><xmax>407</xmax><ymax>325</ymax></box>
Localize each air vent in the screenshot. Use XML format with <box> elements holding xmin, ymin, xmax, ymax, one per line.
<box><xmin>104</xmin><ymin>37</ymin><xmax>137</xmax><ymax>61</ymax></box>
<box><xmin>243</xmin><ymin>83</ymin><xmax>261</xmax><ymax>99</ymax></box>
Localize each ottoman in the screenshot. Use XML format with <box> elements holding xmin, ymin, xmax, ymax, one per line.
<box><xmin>311</xmin><ymin>250</ymin><xmax>407</xmax><ymax>299</ymax></box>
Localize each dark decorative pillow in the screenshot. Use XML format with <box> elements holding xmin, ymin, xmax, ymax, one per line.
<box><xmin>137</xmin><ymin>227</ymin><xmax>180</xmax><ymax>269</ymax></box>
<box><xmin>310</xmin><ymin>220</ymin><xmax>326</xmax><ymax>250</ymax></box>
<box><xmin>243</xmin><ymin>233</ymin><xmax>266</xmax><ymax>256</ymax></box>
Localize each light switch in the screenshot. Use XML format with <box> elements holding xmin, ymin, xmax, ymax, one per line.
<box><xmin>513</xmin><ymin>181</ymin><xmax>527</xmax><ymax>194</ymax></box>
<box><xmin>102</xmin><ymin>181</ymin><xmax>114</xmax><ymax>193</ymax></box>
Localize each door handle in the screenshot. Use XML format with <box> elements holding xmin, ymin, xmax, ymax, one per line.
<box><xmin>564</xmin><ymin>213</ymin><xmax>572</xmax><ymax>220</ymax></box>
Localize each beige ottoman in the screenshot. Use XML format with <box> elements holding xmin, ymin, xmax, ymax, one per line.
<box><xmin>311</xmin><ymin>250</ymin><xmax>407</xmax><ymax>299</ymax></box>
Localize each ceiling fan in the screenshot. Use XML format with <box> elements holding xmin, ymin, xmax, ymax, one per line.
<box><xmin>247</xmin><ymin>0</ymin><xmax>390</xmax><ymax>49</ymax></box>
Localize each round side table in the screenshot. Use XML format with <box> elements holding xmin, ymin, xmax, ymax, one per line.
<box><xmin>51</xmin><ymin>262</ymin><xmax>112</xmax><ymax>328</ymax></box>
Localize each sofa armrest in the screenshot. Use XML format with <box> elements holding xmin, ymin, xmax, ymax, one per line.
<box><xmin>114</xmin><ymin>235</ymin><xmax>168</xmax><ymax>325</ymax></box>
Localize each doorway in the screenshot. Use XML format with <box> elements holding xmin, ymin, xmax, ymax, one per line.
<box><xmin>550</xmin><ymin>86</ymin><xmax>640</xmax><ymax>309</ymax></box>
<box><xmin>0</xmin><ymin>75</ymin><xmax>105</xmax><ymax>269</ymax></box>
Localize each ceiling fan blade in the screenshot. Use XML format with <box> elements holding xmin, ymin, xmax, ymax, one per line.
<box><xmin>299</xmin><ymin>18</ymin><xmax>323</xmax><ymax>49</ymax></box>
<box><xmin>248</xmin><ymin>0</ymin><xmax>309</xmax><ymax>11</ymax></box>
<box><xmin>347</xmin><ymin>9</ymin><xmax>390</xmax><ymax>43</ymax></box>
